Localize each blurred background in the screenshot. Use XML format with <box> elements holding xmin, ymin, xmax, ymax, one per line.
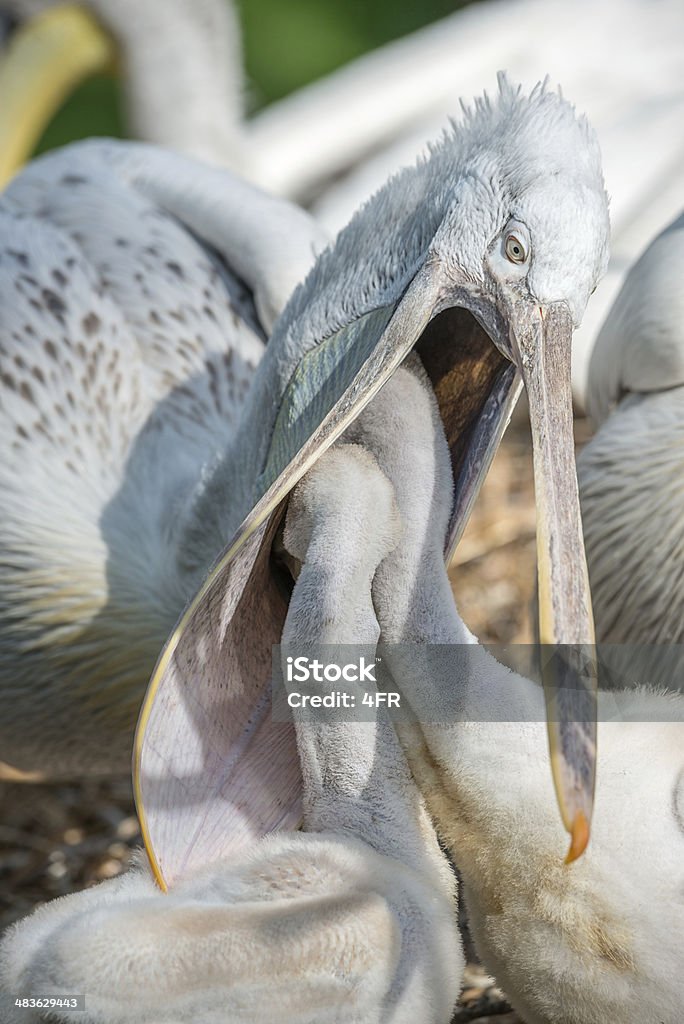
<box><xmin>0</xmin><ymin>2</ymin><xmax>682</xmax><ymax>1019</ymax></box>
<box><xmin>4</xmin><ymin>0</ymin><xmax>681</xmax><ymax>386</ymax></box>
<box><xmin>26</xmin><ymin>0</ymin><xmax>464</xmax><ymax>152</ymax></box>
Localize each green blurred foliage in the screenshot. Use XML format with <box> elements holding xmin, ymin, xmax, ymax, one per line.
<box><xmin>238</xmin><ymin>0</ymin><xmax>463</xmax><ymax>108</ymax></box>
<box><xmin>35</xmin><ymin>0</ymin><xmax>466</xmax><ymax>154</ymax></box>
<box><xmin>36</xmin><ymin>74</ymin><xmax>124</xmax><ymax>155</ymax></box>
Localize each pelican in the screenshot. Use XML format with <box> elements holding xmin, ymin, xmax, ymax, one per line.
<box><xmin>0</xmin><ymin>79</ymin><xmax>608</xmax><ymax>855</ymax></box>
<box><xmin>577</xmin><ymin>212</ymin><xmax>684</xmax><ymax>666</ymax></box>
<box><xmin>3</xmin><ymin>361</ymin><xmax>682</xmax><ymax>1023</ymax></box>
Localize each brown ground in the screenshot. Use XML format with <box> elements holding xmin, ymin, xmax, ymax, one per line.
<box><xmin>0</xmin><ymin>416</ymin><xmax>589</xmax><ymax>1021</ymax></box>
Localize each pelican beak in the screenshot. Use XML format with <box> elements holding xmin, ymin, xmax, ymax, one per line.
<box><xmin>0</xmin><ymin>5</ymin><xmax>115</xmax><ymax>189</ymax></box>
<box><xmin>135</xmin><ymin>259</ymin><xmax>595</xmax><ymax>887</ymax></box>
<box><xmin>508</xmin><ymin>300</ymin><xmax>597</xmax><ymax>861</ymax></box>
<box><xmin>417</xmin><ymin>290</ymin><xmax>596</xmax><ymax>860</ymax></box>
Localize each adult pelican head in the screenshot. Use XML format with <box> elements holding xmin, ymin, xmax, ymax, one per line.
<box><xmin>134</xmin><ymin>76</ymin><xmax>610</xmax><ymax>888</ymax></box>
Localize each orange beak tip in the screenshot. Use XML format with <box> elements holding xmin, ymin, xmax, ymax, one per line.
<box><xmin>564</xmin><ymin>810</ymin><xmax>590</xmax><ymax>864</ymax></box>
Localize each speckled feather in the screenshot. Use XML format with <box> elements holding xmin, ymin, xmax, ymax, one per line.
<box><xmin>0</xmin><ymin>141</ymin><xmax>323</xmax><ymax>773</ymax></box>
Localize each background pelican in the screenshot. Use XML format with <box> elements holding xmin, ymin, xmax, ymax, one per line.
<box><xmin>578</xmin><ymin>211</ymin><xmax>684</xmax><ymax>667</ymax></box>
<box><xmin>0</xmin><ymin>0</ymin><xmax>246</xmax><ymax>179</ymax></box>
<box><xmin>0</xmin><ymin>140</ymin><xmax>328</xmax><ymax>776</ymax></box>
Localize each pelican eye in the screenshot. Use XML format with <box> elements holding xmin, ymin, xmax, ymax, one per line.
<box><xmin>505</xmin><ymin>234</ymin><xmax>527</xmax><ymax>264</ymax></box>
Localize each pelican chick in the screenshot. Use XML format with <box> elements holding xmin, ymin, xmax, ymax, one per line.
<box><xmin>0</xmin><ymin>444</ymin><xmax>460</xmax><ymax>1024</ymax></box>
<box><xmin>350</xmin><ymin>358</ymin><xmax>684</xmax><ymax>1024</ymax></box>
